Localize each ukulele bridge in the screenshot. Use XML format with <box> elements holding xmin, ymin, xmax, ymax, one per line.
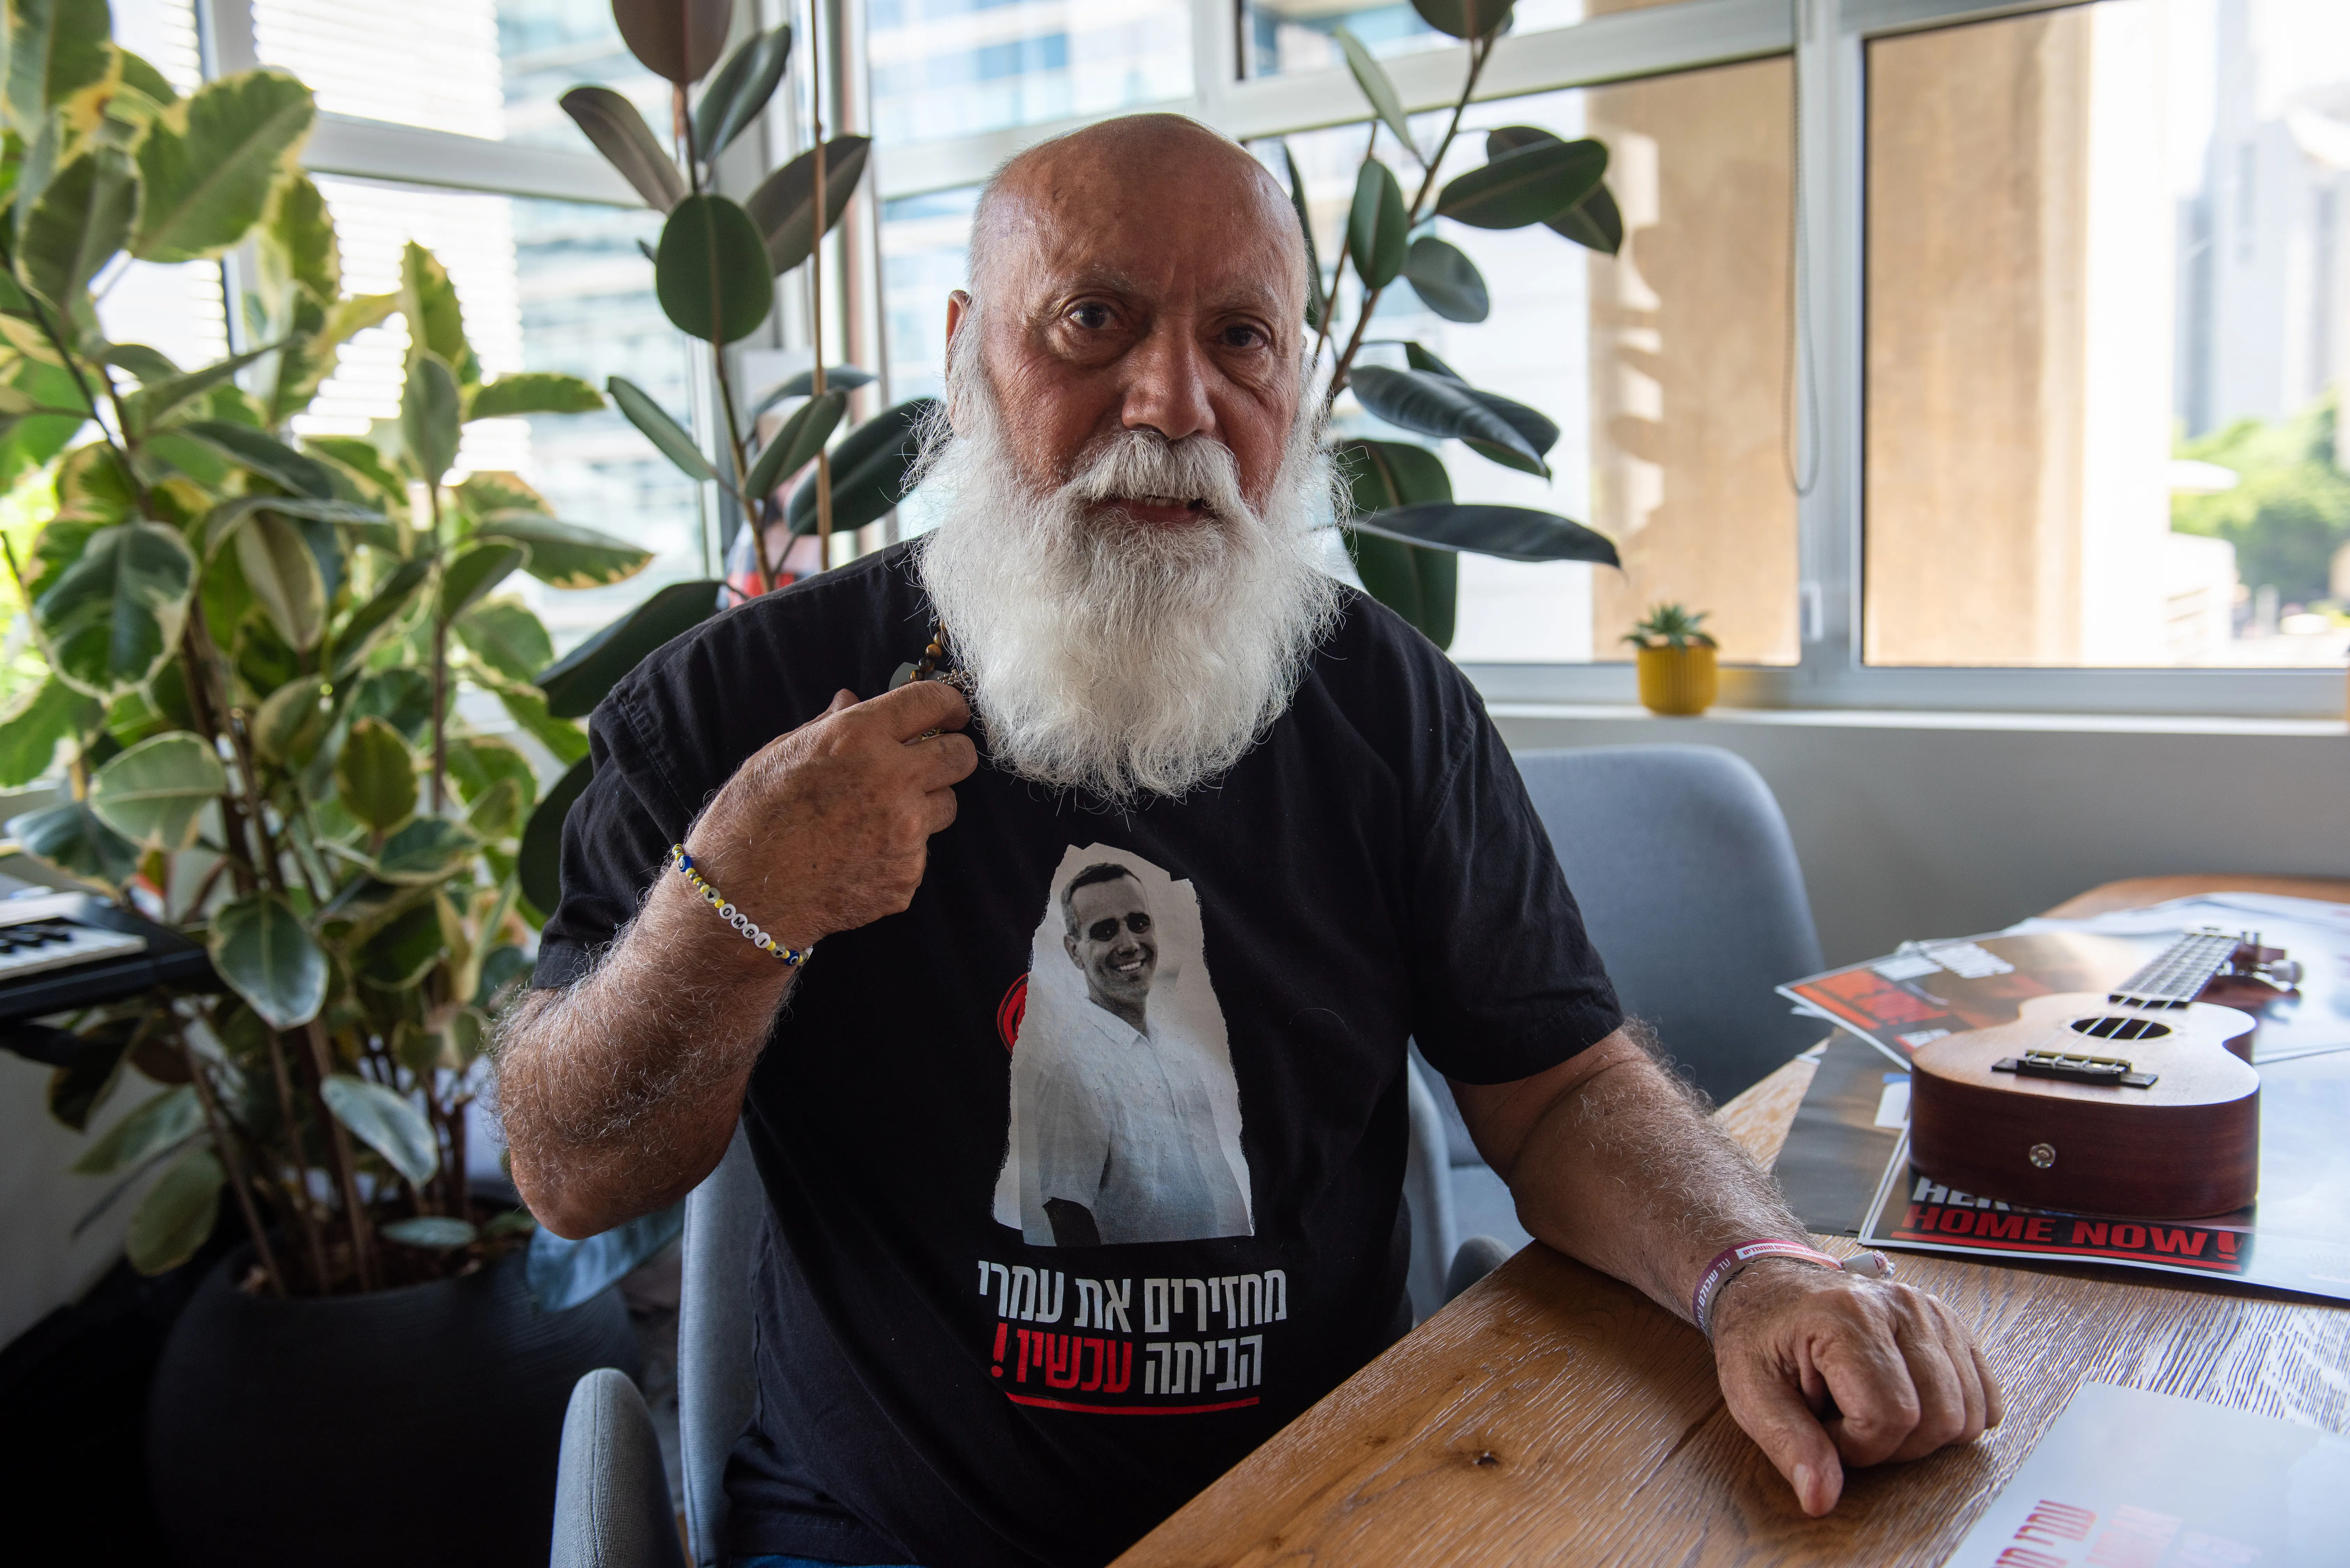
<box><xmin>1993</xmin><ymin>1050</ymin><xmax>2160</xmax><ymax>1089</ymax></box>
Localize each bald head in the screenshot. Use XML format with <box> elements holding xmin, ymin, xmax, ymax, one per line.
<box><xmin>968</xmin><ymin>114</ymin><xmax>1309</xmax><ymax>309</ymax></box>
<box><xmin>937</xmin><ymin>112</ymin><xmax>1318</xmax><ymax>525</ymax></box>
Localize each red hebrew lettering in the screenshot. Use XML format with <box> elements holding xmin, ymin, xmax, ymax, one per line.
<box><xmin>992</xmin><ymin>1322</ymin><xmax>1006</xmax><ymax>1379</ymax></box>
<box><xmin>2109</xmin><ymin>1225</ymin><xmax>2145</xmax><ymax>1251</ymax></box>
<box><xmin>2150</xmin><ymin>1228</ymin><xmax>2206</xmax><ymax>1255</ymax></box>
<box><xmin>1941</xmin><ymin>1209</ymin><xmax>1975</xmax><ymax>1235</ymax></box>
<box><xmin>2016</xmin><ymin>1500</ymin><xmax>2096</xmax><ymax>1543</ymax></box>
<box><xmin>1015</xmin><ymin>1328</ymin><xmax>1034</xmax><ymax>1382</ymax></box>
<box><xmin>1079</xmin><ymin>1338</ymin><xmax>1105</xmax><ymax>1393</ymax></box>
<box><xmin>1975</xmin><ymin>1213</ymin><xmax>2027</xmax><ymax>1240</ymax></box>
<box><xmin>1045</xmin><ymin>1333</ymin><xmax>1080</xmax><ymax>1390</ymax></box>
<box><xmin>1102</xmin><ymin>1340</ymin><xmax>1132</xmax><ymax>1393</ymax></box>
<box><xmin>2072</xmin><ymin>1221</ymin><xmax>2109</xmax><ymax>1247</ymax></box>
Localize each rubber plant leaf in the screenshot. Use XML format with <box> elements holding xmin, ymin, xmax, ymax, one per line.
<box><xmin>16</xmin><ymin>144</ymin><xmax>136</xmax><ymax>308</ymax></box>
<box><xmin>467</xmin><ymin>372</ymin><xmax>605</xmax><ymax>421</ymax></box>
<box><xmin>1332</xmin><ymin>28</ymin><xmax>1417</xmax><ymax>161</ymax></box>
<box><xmin>1282</xmin><ymin>143</ymin><xmax>1327</xmax><ymax>331</ymax></box>
<box><xmin>612</xmin><ymin>0</ymin><xmax>732</xmax><ymax>85</ymax></box>
<box><xmin>1487</xmin><ymin>125</ymin><xmax>1622</xmax><ymax>253</ymax></box>
<box><xmin>1349</xmin><ymin>501</ymin><xmax>1621</xmax><ymax>565</ymax></box>
<box><xmin>1348</xmin><ymin>529</ymin><xmax>1459</xmax><ymax>651</ymax></box>
<box><xmin>472</xmin><ymin>512</ymin><xmax>652</xmax><ymax>589</ymax></box>
<box><xmin>400</xmin><ymin>351</ymin><xmax>463</xmax><ymax>491</ymax></box>
<box><xmin>329</xmin><ymin>557</ymin><xmax>434</xmax><ymax>680</ymax></box>
<box><xmin>33</xmin><ymin>521</ymin><xmax>196</xmax><ymax>697</ymax></box>
<box><xmin>88</xmin><ymin>732</ymin><xmax>227</xmax><ymax>850</ymax></box>
<box><xmin>208</xmin><ymin>891</ymin><xmax>329</xmax><ymax>1030</ymax></box>
<box><xmin>535</xmin><ymin>578</ymin><xmax>725</xmax><ymax>718</ymax></box>
<box><xmin>0</xmin><ymin>677</ymin><xmax>100</xmax><ymax>788</ymax></box>
<box><xmin>71</xmin><ymin>1085</ymin><xmax>203</xmax><ymax>1176</ymax></box>
<box><xmin>607</xmin><ymin>376</ymin><xmax>715</xmax><ymax>483</ymax></box>
<box><xmin>1348</xmin><ymin>160</ymin><xmax>1410</xmax><ymax>291</ymax></box>
<box><xmin>400</xmin><ymin>241</ymin><xmax>476</xmax><ymax>386</ymax></box>
<box><xmin>455</xmin><ymin>599</ymin><xmax>555</xmax><ymax>684</ymax></box>
<box><xmin>1346</xmin><ymin>366</ymin><xmax>1544</xmax><ymax>474</ymax></box>
<box><xmin>785</xmin><ymin>398</ymin><xmax>935</xmax><ymax>537</ymax></box>
<box><xmin>745</xmin><ymin>390</ymin><xmax>846</xmax><ymax>499</ymax></box>
<box><xmin>1409</xmin><ymin>0</ymin><xmax>1516</xmax><ymax>41</ymax></box>
<box><xmin>1435</xmin><ymin>138</ymin><xmax>1607</xmax><ymax>231</ymax></box>
<box><xmin>558</xmin><ymin>86</ymin><xmax>685</xmax><ymax>213</ymax></box>
<box><xmin>132</xmin><ymin>71</ymin><xmax>317</xmax><ymax>263</ymax></box>
<box><xmin>692</xmin><ymin>25</ymin><xmax>793</xmax><ymax>161</ymax></box>
<box><xmin>182</xmin><ymin>421</ymin><xmax>336</xmax><ymax>498</ymax></box>
<box><xmin>126</xmin><ymin>1146</ymin><xmax>224</xmax><ymax>1276</ymax></box>
<box><xmin>518</xmin><ymin>755</ymin><xmax>593</xmax><ymax>916</ymax></box>
<box><xmin>746</xmin><ymin>138</ymin><xmax>870</xmax><ymax>276</ymax></box>
<box><xmin>1402</xmin><ymin>236</ymin><xmax>1489</xmax><ymax>323</ymax></box>
<box><xmin>656</xmin><ymin>197</ymin><xmax>772</xmax><ymax>345</ymax></box>
<box><xmin>4</xmin><ymin>800</ymin><xmax>138</xmax><ymax>889</ymax></box>
<box><xmin>5</xmin><ymin>0</ymin><xmax>117</xmax><ymax>140</ymax></box>
<box><xmin>438</xmin><ymin>541</ymin><xmax>527</xmax><ymax>623</ymax></box>
<box><xmin>335</xmin><ymin>716</ymin><xmax>418</xmax><ymax>834</ymax></box>
<box><xmin>751</xmin><ymin>364</ymin><xmax>874</xmax><ymax>418</ymax></box>
<box><xmin>234</xmin><ymin>510</ymin><xmax>328</xmax><ymax>652</ymax></box>
<box><xmin>320</xmin><ymin>1074</ymin><xmax>439</xmax><ymax>1186</ymax></box>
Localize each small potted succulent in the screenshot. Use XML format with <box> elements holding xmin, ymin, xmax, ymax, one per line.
<box><xmin>1623</xmin><ymin>604</ymin><xmax>1719</xmax><ymax>716</ymax></box>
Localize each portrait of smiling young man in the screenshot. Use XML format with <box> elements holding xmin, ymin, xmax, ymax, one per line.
<box><xmin>495</xmin><ymin>113</ymin><xmax>2000</xmax><ymax>1568</ymax></box>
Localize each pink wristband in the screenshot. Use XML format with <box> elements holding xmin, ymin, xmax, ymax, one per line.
<box><xmin>1692</xmin><ymin>1240</ymin><xmax>1892</xmax><ymax>1337</ymax></box>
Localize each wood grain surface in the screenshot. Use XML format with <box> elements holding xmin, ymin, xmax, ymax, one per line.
<box><xmin>2038</xmin><ymin>874</ymin><xmax>2350</xmax><ymax>919</ymax></box>
<box><xmin>1113</xmin><ymin>878</ymin><xmax>2350</xmax><ymax>1567</ymax></box>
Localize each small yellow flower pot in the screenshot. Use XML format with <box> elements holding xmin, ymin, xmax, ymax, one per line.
<box><xmin>1636</xmin><ymin>644</ymin><xmax>1717</xmax><ymax>716</ymax></box>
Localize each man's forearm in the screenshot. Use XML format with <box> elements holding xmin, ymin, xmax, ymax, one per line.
<box><xmin>1496</xmin><ymin>1055</ymin><xmax>1805</xmax><ymax>1323</ymax></box>
<box><xmin>496</xmin><ymin>876</ymin><xmax>797</xmax><ymax>1236</ymax></box>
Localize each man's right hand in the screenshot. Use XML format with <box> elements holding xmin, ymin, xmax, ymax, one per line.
<box><xmin>679</xmin><ymin>679</ymin><xmax>978</xmax><ymax>954</ymax></box>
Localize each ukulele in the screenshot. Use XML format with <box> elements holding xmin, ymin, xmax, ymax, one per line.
<box><xmin>1907</xmin><ymin>929</ymin><xmax>2294</xmax><ymax>1219</ymax></box>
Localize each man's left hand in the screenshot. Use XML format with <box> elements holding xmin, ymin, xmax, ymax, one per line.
<box><xmin>1707</xmin><ymin>1259</ymin><xmax>2003</xmax><ymax>1516</ymax></box>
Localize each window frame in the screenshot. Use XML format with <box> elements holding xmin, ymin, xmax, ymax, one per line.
<box><xmin>199</xmin><ymin>0</ymin><xmax>2348</xmax><ymax>719</ymax></box>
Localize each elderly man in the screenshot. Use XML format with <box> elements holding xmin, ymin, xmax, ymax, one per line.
<box><xmin>499</xmin><ymin>113</ymin><xmax>1998</xmax><ymax>1568</ymax></box>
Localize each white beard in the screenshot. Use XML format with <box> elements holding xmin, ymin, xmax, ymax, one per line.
<box><xmin>911</xmin><ymin>341</ymin><xmax>1343</xmax><ymax>804</ymax></box>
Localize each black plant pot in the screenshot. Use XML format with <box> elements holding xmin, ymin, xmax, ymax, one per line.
<box><xmin>146</xmin><ymin>1245</ymin><xmax>639</xmax><ymax>1568</ymax></box>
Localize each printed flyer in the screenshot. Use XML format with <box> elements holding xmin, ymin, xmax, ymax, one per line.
<box><xmin>1941</xmin><ymin>1383</ymin><xmax>2350</xmax><ymax>1568</ymax></box>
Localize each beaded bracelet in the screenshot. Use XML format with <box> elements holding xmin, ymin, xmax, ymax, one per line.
<box><xmin>1692</xmin><ymin>1240</ymin><xmax>1893</xmax><ymax>1338</ymax></box>
<box><xmin>668</xmin><ymin>845</ymin><xmax>813</xmax><ymax>967</ymax></box>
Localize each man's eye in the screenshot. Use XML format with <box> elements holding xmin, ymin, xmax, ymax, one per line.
<box><xmin>1222</xmin><ymin>325</ymin><xmax>1265</xmax><ymax>349</ymax></box>
<box><xmin>1070</xmin><ymin>303</ymin><xmax>1112</xmax><ymax>330</ymax></box>
<box><xmin>1089</xmin><ymin>919</ymin><xmax>1119</xmax><ymax>941</ymax></box>
<box><xmin>1126</xmin><ymin>914</ymin><xmax>1152</xmax><ymax>934</ymax></box>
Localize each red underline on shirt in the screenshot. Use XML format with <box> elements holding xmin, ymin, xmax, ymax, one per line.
<box><xmin>1004</xmin><ymin>1392</ymin><xmax>1261</xmax><ymax>1416</ymax></box>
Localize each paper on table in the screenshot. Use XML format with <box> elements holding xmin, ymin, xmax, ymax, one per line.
<box><xmin>1941</xmin><ymin>1382</ymin><xmax>2350</xmax><ymax>1567</ymax></box>
<box><xmin>1777</xmin><ymin>892</ymin><xmax>2350</xmax><ymax>1070</ymax></box>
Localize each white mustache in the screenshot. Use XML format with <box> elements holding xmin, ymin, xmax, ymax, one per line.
<box><xmin>1065</xmin><ymin>429</ymin><xmax>1251</xmax><ymax>522</ymax></box>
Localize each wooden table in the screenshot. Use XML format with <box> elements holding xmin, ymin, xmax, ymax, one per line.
<box><xmin>1116</xmin><ymin>879</ymin><xmax>2350</xmax><ymax>1566</ymax></box>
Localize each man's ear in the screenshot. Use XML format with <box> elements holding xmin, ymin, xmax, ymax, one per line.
<box><xmin>943</xmin><ymin>290</ymin><xmax>976</xmax><ymax>429</ymax></box>
<box><xmin>1064</xmin><ymin>930</ymin><xmax>1081</xmax><ymax>967</ymax></box>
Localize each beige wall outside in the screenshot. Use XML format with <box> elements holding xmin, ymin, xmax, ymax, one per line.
<box><xmin>1584</xmin><ymin>51</ymin><xmax>1799</xmax><ymax>664</ymax></box>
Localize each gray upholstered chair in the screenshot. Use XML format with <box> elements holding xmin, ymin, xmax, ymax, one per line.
<box><xmin>1513</xmin><ymin>744</ymin><xmax>1824</xmax><ymax>1107</ymax></box>
<box><xmin>1405</xmin><ymin>743</ymin><xmax>1825</xmax><ymax>1286</ymax></box>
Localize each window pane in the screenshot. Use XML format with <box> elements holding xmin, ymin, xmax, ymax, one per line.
<box><xmin>255</xmin><ymin>0</ymin><xmax>666</xmax><ymax>148</ymax></box>
<box><xmin>868</xmin><ymin>0</ymin><xmax>1193</xmax><ymax>146</ymax></box>
<box><xmin>115</xmin><ymin>0</ymin><xmax>203</xmax><ymax>93</ymax></box>
<box><xmin>881</xmin><ymin>187</ymin><xmax>979</xmax><ymax>406</ymax></box>
<box><xmin>1865</xmin><ymin>0</ymin><xmax>2350</xmax><ymax>668</ymax></box>
<box><xmin>1277</xmin><ymin>57</ymin><xmax>1797</xmax><ymax>664</ymax></box>
<box><xmin>306</xmin><ymin>178</ymin><xmax>705</xmax><ymax>648</ymax></box>
<box><xmin>1238</xmin><ymin>0</ymin><xmax>1679</xmax><ymax>80</ymax></box>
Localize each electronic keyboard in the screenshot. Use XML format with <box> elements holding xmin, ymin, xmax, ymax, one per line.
<box><xmin>0</xmin><ymin>891</ymin><xmax>216</xmax><ymax>1058</ymax></box>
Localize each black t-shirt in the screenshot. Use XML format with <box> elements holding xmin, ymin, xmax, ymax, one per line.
<box><xmin>533</xmin><ymin>544</ymin><xmax>1622</xmax><ymax>1568</ymax></box>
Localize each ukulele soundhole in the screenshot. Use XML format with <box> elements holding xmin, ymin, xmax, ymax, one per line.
<box><xmin>2069</xmin><ymin>1015</ymin><xmax>2173</xmax><ymax>1042</ymax></box>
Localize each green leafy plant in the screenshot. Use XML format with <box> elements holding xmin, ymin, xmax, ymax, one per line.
<box><xmin>0</xmin><ymin>0</ymin><xmax>702</xmax><ymax>1297</ymax></box>
<box><xmin>1309</xmin><ymin>0</ymin><xmax>1626</xmax><ymax>647</ymax></box>
<box><xmin>1622</xmin><ymin>602</ymin><xmax>1719</xmax><ymax>651</ymax></box>
<box><xmin>562</xmin><ymin>0</ymin><xmax>933</xmax><ymax>593</ymax></box>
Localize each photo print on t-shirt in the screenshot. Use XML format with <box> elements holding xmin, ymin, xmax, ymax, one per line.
<box><xmin>993</xmin><ymin>845</ymin><xmax>1255</xmax><ymax>1247</ymax></box>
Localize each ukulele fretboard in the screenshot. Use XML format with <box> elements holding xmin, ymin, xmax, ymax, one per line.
<box><xmin>2107</xmin><ymin>929</ymin><xmax>2241</xmax><ymax>1009</ymax></box>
